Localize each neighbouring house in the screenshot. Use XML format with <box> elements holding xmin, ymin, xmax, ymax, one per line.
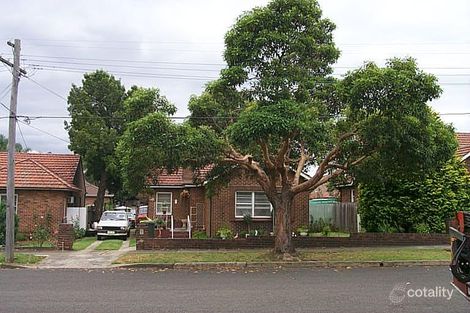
<box><xmin>85</xmin><ymin>180</ymin><xmax>114</xmax><ymax>208</ymax></box>
<box><xmin>147</xmin><ymin>168</ymin><xmax>310</xmax><ymax>237</ymax></box>
<box><xmin>0</xmin><ymin>152</ymin><xmax>85</xmax><ymax>236</ymax></box>
<box><xmin>457</xmin><ymin>132</ymin><xmax>470</xmax><ymax>172</ymax></box>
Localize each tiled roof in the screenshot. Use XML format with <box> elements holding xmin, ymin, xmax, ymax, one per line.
<box><xmin>149</xmin><ymin>167</ymin><xmax>212</xmax><ymax>187</ymax></box>
<box><xmin>85</xmin><ymin>180</ymin><xmax>113</xmax><ymax>197</ymax></box>
<box><xmin>457</xmin><ymin>132</ymin><xmax>470</xmax><ymax>160</ymax></box>
<box><xmin>0</xmin><ymin>152</ymin><xmax>81</xmax><ymax>191</ymax></box>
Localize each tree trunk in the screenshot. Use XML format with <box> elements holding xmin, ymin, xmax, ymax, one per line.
<box><xmin>94</xmin><ymin>172</ymin><xmax>108</xmax><ymax>217</ymax></box>
<box><xmin>273</xmin><ymin>192</ymin><xmax>295</xmax><ymax>255</ymax></box>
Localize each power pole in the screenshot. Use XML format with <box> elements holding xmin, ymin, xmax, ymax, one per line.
<box><xmin>0</xmin><ymin>39</ymin><xmax>26</xmax><ymax>263</ymax></box>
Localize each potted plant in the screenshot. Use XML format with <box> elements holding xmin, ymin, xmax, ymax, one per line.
<box><xmin>297</xmin><ymin>225</ymin><xmax>309</xmax><ymax>237</ymax></box>
<box><xmin>216</xmin><ymin>226</ymin><xmax>233</xmax><ymax>240</ymax></box>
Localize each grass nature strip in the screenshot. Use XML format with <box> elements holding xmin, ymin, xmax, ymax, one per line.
<box><xmin>113</xmin><ymin>247</ymin><xmax>450</xmax><ymax>264</ymax></box>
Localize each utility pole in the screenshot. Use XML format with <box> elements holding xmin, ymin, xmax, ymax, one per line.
<box><xmin>0</xmin><ymin>39</ymin><xmax>26</xmax><ymax>263</ymax></box>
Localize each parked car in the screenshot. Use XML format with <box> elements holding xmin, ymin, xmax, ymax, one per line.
<box><xmin>96</xmin><ymin>210</ymin><xmax>131</xmax><ymax>240</ymax></box>
<box><xmin>115</xmin><ymin>206</ymin><xmax>136</xmax><ymax>228</ymax></box>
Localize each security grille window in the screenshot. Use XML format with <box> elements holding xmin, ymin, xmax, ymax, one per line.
<box><xmin>235</xmin><ymin>191</ymin><xmax>272</xmax><ymax>218</ymax></box>
<box><xmin>156</xmin><ymin>192</ymin><xmax>172</xmax><ymax>215</ymax></box>
<box><xmin>0</xmin><ymin>194</ymin><xmax>18</xmax><ymax>213</ymax></box>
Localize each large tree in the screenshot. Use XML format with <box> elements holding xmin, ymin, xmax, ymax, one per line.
<box><xmin>118</xmin><ymin>0</ymin><xmax>456</xmax><ymax>256</ymax></box>
<box><xmin>66</xmin><ymin>71</ymin><xmax>174</xmax><ymax>213</ymax></box>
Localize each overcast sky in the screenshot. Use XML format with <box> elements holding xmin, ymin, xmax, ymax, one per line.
<box><xmin>0</xmin><ymin>0</ymin><xmax>469</xmax><ymax>153</ymax></box>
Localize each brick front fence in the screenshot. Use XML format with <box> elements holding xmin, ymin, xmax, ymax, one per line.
<box><xmin>135</xmin><ymin>224</ymin><xmax>449</xmax><ymax>250</ymax></box>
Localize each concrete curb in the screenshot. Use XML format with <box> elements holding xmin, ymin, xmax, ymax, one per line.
<box><xmin>114</xmin><ymin>260</ymin><xmax>449</xmax><ymax>270</ymax></box>
<box><xmin>0</xmin><ymin>263</ymin><xmax>29</xmax><ymax>269</ymax></box>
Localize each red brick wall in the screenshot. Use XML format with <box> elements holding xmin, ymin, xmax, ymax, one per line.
<box><xmin>148</xmin><ymin>187</ymin><xmax>205</xmax><ymax>229</ymax></box>
<box><xmin>137</xmin><ymin>233</ymin><xmax>450</xmax><ymax>250</ymax></box>
<box><xmin>147</xmin><ymin>172</ymin><xmax>309</xmax><ymax>238</ymax></box>
<box><xmin>339</xmin><ymin>186</ymin><xmax>357</xmax><ymax>203</ymax></box>
<box><xmin>14</xmin><ymin>189</ymin><xmax>68</xmax><ymax>236</ymax></box>
<box><xmin>208</xmin><ymin>171</ymin><xmax>309</xmax><ymax>237</ymax></box>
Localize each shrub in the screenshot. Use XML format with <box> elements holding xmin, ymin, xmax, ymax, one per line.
<box><xmin>32</xmin><ymin>211</ymin><xmax>53</xmax><ymax>248</ymax></box>
<box><xmin>321</xmin><ymin>225</ymin><xmax>331</xmax><ymax>236</ymax></box>
<box><xmin>0</xmin><ymin>202</ymin><xmax>18</xmax><ymax>245</ymax></box>
<box><xmin>192</xmin><ymin>230</ymin><xmax>208</xmax><ymax>239</ymax></box>
<box><xmin>360</xmin><ymin>158</ymin><xmax>470</xmax><ymax>233</ymax></box>
<box><xmin>72</xmin><ymin>218</ymin><xmax>86</xmax><ymax>239</ymax></box>
<box><xmin>216</xmin><ymin>226</ymin><xmax>233</xmax><ymax>239</ymax></box>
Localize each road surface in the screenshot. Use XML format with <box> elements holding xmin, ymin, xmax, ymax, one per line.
<box><xmin>0</xmin><ymin>266</ymin><xmax>467</xmax><ymax>313</ymax></box>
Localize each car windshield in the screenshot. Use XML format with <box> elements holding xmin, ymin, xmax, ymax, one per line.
<box><xmin>101</xmin><ymin>211</ymin><xmax>127</xmax><ymax>221</ymax></box>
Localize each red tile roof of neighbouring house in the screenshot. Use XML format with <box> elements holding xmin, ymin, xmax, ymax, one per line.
<box><xmin>148</xmin><ymin>167</ymin><xmax>212</xmax><ymax>187</ymax></box>
<box><xmin>85</xmin><ymin>180</ymin><xmax>113</xmax><ymax>197</ymax></box>
<box><xmin>457</xmin><ymin>132</ymin><xmax>470</xmax><ymax>160</ymax></box>
<box><xmin>0</xmin><ymin>152</ymin><xmax>81</xmax><ymax>191</ymax></box>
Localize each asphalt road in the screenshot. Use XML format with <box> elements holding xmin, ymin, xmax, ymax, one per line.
<box><xmin>0</xmin><ymin>266</ymin><xmax>467</xmax><ymax>313</ymax></box>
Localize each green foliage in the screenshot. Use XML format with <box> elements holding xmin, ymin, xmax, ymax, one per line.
<box><xmin>72</xmin><ymin>219</ymin><xmax>86</xmax><ymax>239</ymax></box>
<box><xmin>32</xmin><ymin>211</ymin><xmax>53</xmax><ymax>248</ymax></box>
<box><xmin>359</xmin><ymin>158</ymin><xmax>470</xmax><ymax>233</ymax></box>
<box><xmin>216</xmin><ymin>226</ymin><xmax>233</xmax><ymax>239</ymax></box>
<box><xmin>192</xmin><ymin>230</ymin><xmax>208</xmax><ymax>239</ymax></box>
<box><xmin>66</xmin><ymin>71</ymin><xmax>176</xmax><ymax>206</ymax></box>
<box><xmin>0</xmin><ymin>134</ymin><xmax>30</xmax><ymax>152</ymax></box>
<box><xmin>321</xmin><ymin>225</ymin><xmax>331</xmax><ymax>236</ymax></box>
<box><xmin>116</xmin><ymin>0</ymin><xmax>458</xmax><ymax>253</ymax></box>
<box><xmin>0</xmin><ymin>202</ymin><xmax>18</xmax><ymax>245</ymax></box>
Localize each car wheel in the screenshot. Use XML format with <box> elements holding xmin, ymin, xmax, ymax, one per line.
<box><xmin>97</xmin><ymin>235</ymin><xmax>102</xmax><ymax>241</ymax></box>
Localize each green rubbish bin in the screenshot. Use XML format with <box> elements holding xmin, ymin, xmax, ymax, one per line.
<box><xmin>147</xmin><ymin>222</ymin><xmax>156</xmax><ymax>238</ymax></box>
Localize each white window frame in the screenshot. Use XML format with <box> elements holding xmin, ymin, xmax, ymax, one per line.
<box><xmin>235</xmin><ymin>191</ymin><xmax>272</xmax><ymax>219</ymax></box>
<box><xmin>156</xmin><ymin>192</ymin><xmax>172</xmax><ymax>215</ymax></box>
<box><xmin>0</xmin><ymin>194</ymin><xmax>18</xmax><ymax>213</ymax></box>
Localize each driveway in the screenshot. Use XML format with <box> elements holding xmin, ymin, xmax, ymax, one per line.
<box><xmin>33</xmin><ymin>239</ymin><xmax>133</xmax><ymax>269</ymax></box>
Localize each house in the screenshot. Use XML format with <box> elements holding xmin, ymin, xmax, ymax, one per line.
<box><xmin>146</xmin><ymin>168</ymin><xmax>310</xmax><ymax>237</ymax></box>
<box><xmin>457</xmin><ymin>132</ymin><xmax>470</xmax><ymax>172</ymax></box>
<box><xmin>0</xmin><ymin>152</ymin><xmax>85</xmax><ymax>236</ymax></box>
<box><xmin>85</xmin><ymin>180</ymin><xmax>114</xmax><ymax>208</ymax></box>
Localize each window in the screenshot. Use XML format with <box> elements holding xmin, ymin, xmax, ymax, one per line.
<box><xmin>0</xmin><ymin>194</ymin><xmax>18</xmax><ymax>213</ymax></box>
<box><xmin>156</xmin><ymin>192</ymin><xmax>172</xmax><ymax>215</ymax></box>
<box><xmin>235</xmin><ymin>191</ymin><xmax>272</xmax><ymax>218</ymax></box>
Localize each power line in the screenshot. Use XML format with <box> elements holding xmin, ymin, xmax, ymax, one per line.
<box><xmin>17</xmin><ymin>119</ymin><xmax>70</xmax><ymax>144</ymax></box>
<box><xmin>24</xmin><ymin>76</ymin><xmax>68</xmax><ymax>101</ymax></box>
<box><xmin>16</xmin><ymin>122</ymin><xmax>28</xmax><ymax>150</ymax></box>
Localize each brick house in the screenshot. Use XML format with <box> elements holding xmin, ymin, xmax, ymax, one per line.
<box><xmin>146</xmin><ymin>168</ymin><xmax>309</xmax><ymax>237</ymax></box>
<box><xmin>457</xmin><ymin>132</ymin><xmax>470</xmax><ymax>172</ymax></box>
<box><xmin>85</xmin><ymin>180</ymin><xmax>114</xmax><ymax>207</ymax></box>
<box><xmin>0</xmin><ymin>152</ymin><xmax>85</xmax><ymax>236</ymax></box>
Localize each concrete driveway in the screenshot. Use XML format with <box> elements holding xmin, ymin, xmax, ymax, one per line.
<box><xmin>33</xmin><ymin>239</ymin><xmax>133</xmax><ymax>269</ymax></box>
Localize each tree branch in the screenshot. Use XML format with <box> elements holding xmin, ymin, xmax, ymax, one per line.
<box><xmin>293</xmin><ymin>141</ymin><xmax>307</xmax><ymax>186</ymax></box>
<box><xmin>258</xmin><ymin>140</ymin><xmax>274</xmax><ymax>169</ymax></box>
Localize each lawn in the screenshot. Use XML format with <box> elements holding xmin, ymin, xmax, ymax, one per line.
<box><xmin>0</xmin><ymin>253</ymin><xmax>45</xmax><ymax>265</ymax></box>
<box><xmin>300</xmin><ymin>247</ymin><xmax>451</xmax><ymax>262</ymax></box>
<box><xmin>129</xmin><ymin>238</ymin><xmax>136</xmax><ymax>248</ymax></box>
<box><xmin>95</xmin><ymin>239</ymin><xmax>123</xmax><ymax>250</ymax></box>
<box><xmin>73</xmin><ymin>237</ymin><xmax>96</xmax><ymax>251</ymax></box>
<box><xmin>114</xmin><ymin>247</ymin><xmax>450</xmax><ymax>264</ymax></box>
<box><xmin>115</xmin><ymin>250</ymin><xmax>276</xmax><ymax>264</ymax></box>
<box><xmin>16</xmin><ymin>241</ymin><xmax>55</xmax><ymax>248</ymax></box>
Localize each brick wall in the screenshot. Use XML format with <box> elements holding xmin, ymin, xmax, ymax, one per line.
<box><xmin>208</xmin><ymin>170</ymin><xmax>309</xmax><ymax>237</ymax></box>
<box><xmin>137</xmin><ymin>232</ymin><xmax>449</xmax><ymax>250</ymax></box>
<box><xmin>12</xmin><ymin>189</ymin><xmax>68</xmax><ymax>236</ymax></box>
